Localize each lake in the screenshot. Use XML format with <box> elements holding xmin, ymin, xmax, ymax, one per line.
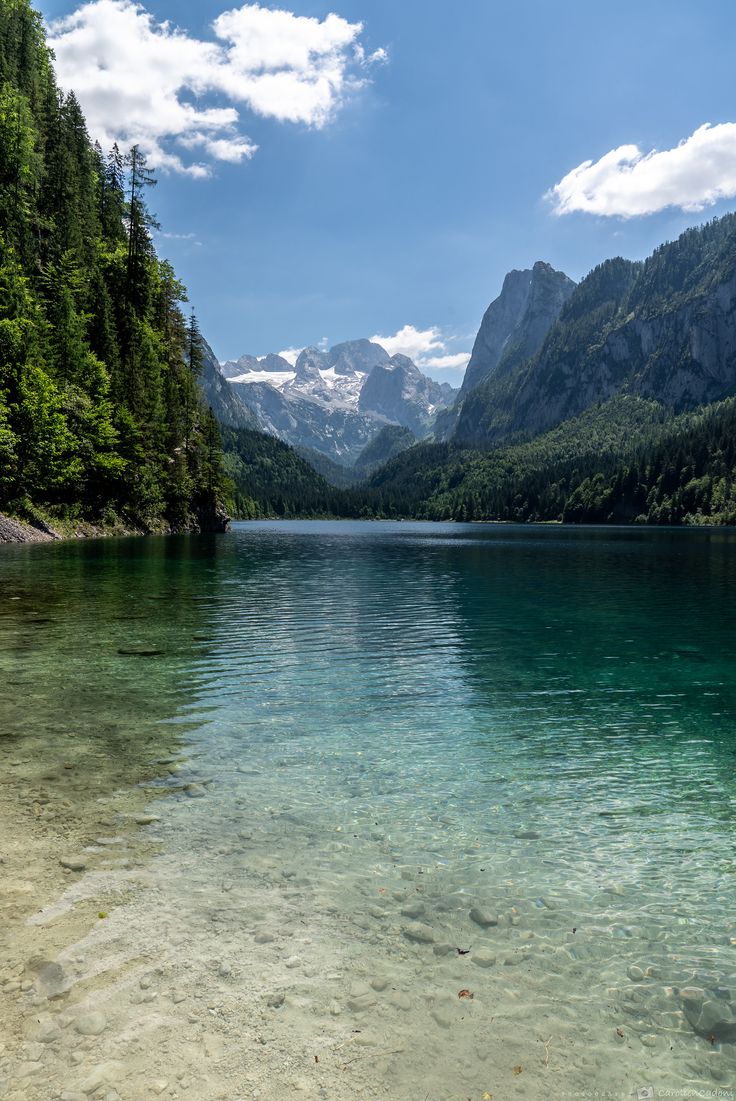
<box><xmin>2</xmin><ymin>521</ymin><xmax>736</xmax><ymax>1101</ymax></box>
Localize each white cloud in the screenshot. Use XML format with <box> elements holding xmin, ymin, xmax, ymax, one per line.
<box><xmin>421</xmin><ymin>352</ymin><xmax>470</xmax><ymax>371</ymax></box>
<box><xmin>371</xmin><ymin>324</ymin><xmax>444</xmax><ymax>360</ymax></box>
<box><xmin>277</xmin><ymin>347</ymin><xmax>302</xmax><ymax>365</ymax></box>
<box><xmin>371</xmin><ymin>324</ymin><xmax>470</xmax><ymax>372</ymax></box>
<box><xmin>48</xmin><ymin>0</ymin><xmax>383</xmax><ymax>176</ymax></box>
<box><xmin>547</xmin><ymin>123</ymin><xmax>736</xmax><ymax>217</ymax></box>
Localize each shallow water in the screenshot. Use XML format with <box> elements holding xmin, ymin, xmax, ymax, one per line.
<box><xmin>2</xmin><ymin>521</ymin><xmax>736</xmax><ymax>1101</ymax></box>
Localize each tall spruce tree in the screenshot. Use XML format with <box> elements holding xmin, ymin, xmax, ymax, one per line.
<box><xmin>0</xmin><ymin>0</ymin><xmax>226</xmax><ymax>531</ymax></box>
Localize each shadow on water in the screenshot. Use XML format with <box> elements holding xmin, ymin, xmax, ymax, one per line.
<box><xmin>0</xmin><ymin>534</ymin><xmax>240</xmax><ymax>797</ymax></box>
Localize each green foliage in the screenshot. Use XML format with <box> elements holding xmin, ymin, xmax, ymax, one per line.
<box><xmin>359</xmin><ymin>394</ymin><xmax>736</xmax><ymax>526</ymax></box>
<box><xmin>0</xmin><ymin>1</ymin><xmax>225</xmax><ymax>530</ymax></box>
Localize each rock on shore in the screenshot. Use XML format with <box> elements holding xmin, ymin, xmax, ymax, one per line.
<box><xmin>0</xmin><ymin>514</ymin><xmax>58</xmax><ymax>544</ymax></box>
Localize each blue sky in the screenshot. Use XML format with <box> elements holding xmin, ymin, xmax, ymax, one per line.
<box><xmin>40</xmin><ymin>0</ymin><xmax>736</xmax><ymax>380</ymax></box>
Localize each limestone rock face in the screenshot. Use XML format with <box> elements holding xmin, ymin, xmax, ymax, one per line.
<box><xmin>463</xmin><ymin>262</ymin><xmax>576</xmax><ymax>395</ymax></box>
<box><xmin>451</xmin><ymin>218</ymin><xmax>736</xmax><ymax>448</ymax></box>
<box><xmin>435</xmin><ymin>261</ymin><xmax>575</xmax><ymax>440</ymax></box>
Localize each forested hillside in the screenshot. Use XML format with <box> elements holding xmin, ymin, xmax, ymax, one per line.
<box><xmin>362</xmin><ymin>394</ymin><xmax>736</xmax><ymax>524</ymax></box>
<box><xmin>0</xmin><ymin>0</ymin><xmax>226</xmax><ymax>532</ymax></box>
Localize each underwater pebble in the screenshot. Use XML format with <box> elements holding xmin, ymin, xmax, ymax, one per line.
<box><xmin>469</xmin><ymin>907</ymin><xmax>498</xmax><ymax>928</ymax></box>
<box><xmin>75</xmin><ymin>1011</ymin><xmax>107</xmax><ymax>1037</ymax></box>
<box><xmin>59</xmin><ymin>857</ymin><xmax>86</xmax><ymax>872</ymax></box>
<box><xmin>402</xmin><ymin>922</ymin><xmax>434</xmax><ymax>944</ymax></box>
<box><xmin>627</xmin><ymin>965</ymin><xmax>645</xmax><ymax>982</ymax></box>
<box><xmin>78</xmin><ymin>1060</ymin><xmax>123</xmax><ymax>1095</ymax></box>
<box><xmin>347</xmin><ymin>982</ymin><xmax>377</xmax><ymax>1012</ymax></box>
<box><xmin>472</xmin><ymin>949</ymin><xmax>496</xmax><ymax>969</ymax></box>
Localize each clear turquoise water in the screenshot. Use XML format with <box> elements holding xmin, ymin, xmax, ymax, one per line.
<box><xmin>2</xmin><ymin>521</ymin><xmax>736</xmax><ymax>1100</ymax></box>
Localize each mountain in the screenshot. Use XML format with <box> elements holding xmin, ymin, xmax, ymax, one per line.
<box><xmin>201</xmin><ymin>339</ymin><xmax>262</xmax><ymax>432</ymax></box>
<box><xmin>294</xmin><ymin>446</ymin><xmax>364</xmax><ymax>488</ymax></box>
<box><xmin>354</xmin><ymin>425</ymin><xmax>416</xmax><ymax>476</ymax></box>
<box><xmin>435</xmin><ymin>261</ymin><xmax>575</xmax><ymax>439</ymax></box>
<box><xmin>358</xmin><ymin>355</ymin><xmax>455</xmax><ymax>436</ymax></box>
<box><xmin>463</xmin><ymin>261</ymin><xmax>577</xmax><ymax>393</ymax></box>
<box><xmin>356</xmin><ymin>213</ymin><xmax>736</xmax><ymax>527</ymax></box>
<box><xmin>219</xmin><ymin>339</ymin><xmax>457</xmax><ymax>465</ymax></box>
<box><xmin>453</xmin><ymin>215</ymin><xmax>736</xmax><ymax>447</ymax></box>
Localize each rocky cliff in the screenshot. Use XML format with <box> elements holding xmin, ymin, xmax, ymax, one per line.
<box><xmin>453</xmin><ymin>215</ymin><xmax>736</xmax><ymax>447</ymax></box>
<box><xmin>436</xmin><ymin>261</ymin><xmax>575</xmax><ymax>439</ymax></box>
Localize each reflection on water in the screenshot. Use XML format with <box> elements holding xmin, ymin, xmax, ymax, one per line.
<box><xmin>1</xmin><ymin>522</ymin><xmax>736</xmax><ymax>1101</ymax></box>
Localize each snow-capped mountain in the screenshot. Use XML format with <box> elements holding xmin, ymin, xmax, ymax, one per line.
<box><xmin>219</xmin><ymin>339</ymin><xmax>456</xmax><ymax>465</ymax></box>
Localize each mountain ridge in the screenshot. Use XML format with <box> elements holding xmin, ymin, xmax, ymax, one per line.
<box><xmin>219</xmin><ymin>337</ymin><xmax>457</xmax><ymax>465</ymax></box>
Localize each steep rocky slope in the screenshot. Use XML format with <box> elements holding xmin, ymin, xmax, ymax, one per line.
<box><xmin>436</xmin><ymin>261</ymin><xmax>575</xmax><ymax>439</ymax></box>
<box><xmin>454</xmin><ymin>215</ymin><xmax>736</xmax><ymax>447</ymax></box>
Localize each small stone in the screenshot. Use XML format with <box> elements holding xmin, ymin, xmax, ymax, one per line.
<box><xmin>15</xmin><ymin>1061</ymin><xmax>42</xmax><ymax>1078</ymax></box>
<box><xmin>27</xmin><ymin>959</ymin><xmax>71</xmax><ymax>999</ymax></box>
<box><xmin>684</xmin><ymin>998</ymin><xmax>736</xmax><ymax>1042</ymax></box>
<box><xmin>183</xmin><ymin>784</ymin><xmax>205</xmax><ymax>799</ymax></box>
<box><xmin>400</xmin><ymin>902</ymin><xmax>425</xmax><ymax>919</ymax></box>
<box><xmin>172</xmin><ymin>991</ymin><xmax>186</xmax><ymax>1004</ymax></box>
<box><xmin>431</xmin><ymin>1007</ymin><xmax>453</xmax><ymax>1029</ymax></box>
<box><xmin>60</xmin><ymin>857</ymin><xmax>86</xmax><ymax>872</ymax></box>
<box><xmin>347</xmin><ymin>982</ymin><xmax>376</xmax><ymax>1012</ymax></box>
<box><xmin>627</xmin><ymin>965</ymin><xmax>645</xmax><ymax>982</ymax></box>
<box><xmin>140</xmin><ymin>975</ymin><xmax>153</xmax><ymax>990</ymax></box>
<box><xmin>514</xmin><ymin>830</ymin><xmax>541</xmax><ymax>840</ymax></box>
<box><xmin>78</xmin><ymin>1060</ymin><xmax>123</xmax><ymax>1095</ymax></box>
<box><xmin>402</xmin><ymin>922</ymin><xmax>434</xmax><ymax>944</ymax></box>
<box><xmin>265</xmin><ymin>992</ymin><xmax>285</xmax><ymax>1009</ymax></box>
<box><xmin>135</xmin><ymin>815</ymin><xmax>160</xmax><ymax>826</ymax></box>
<box><xmin>469</xmin><ymin>907</ymin><xmax>498</xmax><ymax>928</ymax></box>
<box><xmin>472</xmin><ymin>949</ymin><xmax>496</xmax><ymax>969</ymax></box>
<box><xmin>25</xmin><ymin>1014</ymin><xmax>60</xmax><ymax>1044</ymax></box>
<box><xmin>284</xmin><ymin>956</ymin><xmax>301</xmax><ymax>970</ymax></box>
<box><xmin>75</xmin><ymin>1011</ymin><xmax>107</xmax><ymax>1037</ymax></box>
<box><xmin>641</xmin><ymin>1034</ymin><xmax>657</xmax><ymax>1048</ymax></box>
<box><xmin>370</xmin><ymin>977</ymin><xmax>389</xmax><ymax>992</ymax></box>
<box><xmin>432</xmin><ymin>942</ymin><xmax>454</xmax><ymax>957</ymax></box>
<box><xmin>254</xmin><ymin>932</ymin><xmax>275</xmax><ymax>945</ymax></box>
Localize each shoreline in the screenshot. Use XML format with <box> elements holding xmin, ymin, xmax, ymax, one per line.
<box><xmin>0</xmin><ymin>511</ymin><xmax>230</xmax><ymax>546</ymax></box>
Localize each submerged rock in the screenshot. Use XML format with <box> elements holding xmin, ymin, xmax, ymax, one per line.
<box><xmin>469</xmin><ymin>906</ymin><xmax>498</xmax><ymax>928</ymax></box>
<box><xmin>75</xmin><ymin>1011</ymin><xmax>107</xmax><ymax>1037</ymax></box>
<box><xmin>60</xmin><ymin>857</ymin><xmax>86</xmax><ymax>872</ymax></box>
<box><xmin>402</xmin><ymin>922</ymin><xmax>434</xmax><ymax>944</ymax></box>
<box><xmin>683</xmin><ymin>991</ymin><xmax>736</xmax><ymax>1042</ymax></box>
